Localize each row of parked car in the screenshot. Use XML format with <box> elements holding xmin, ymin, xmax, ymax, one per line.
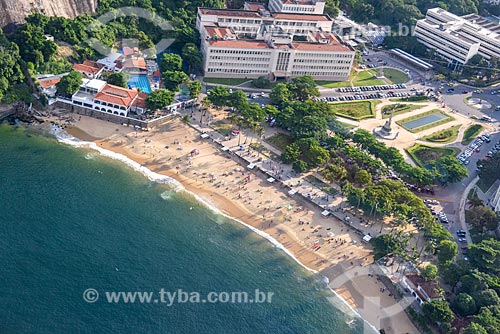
<box><xmin>315</xmin><ymin>91</ymin><xmax>412</xmax><ymax>102</ymax></box>
<box><xmin>457</xmin><ymin>134</ymin><xmax>491</xmax><ymax>165</ymax></box>
<box><xmin>337</xmin><ymin>84</ymin><xmax>407</xmax><ymax>93</ymax></box>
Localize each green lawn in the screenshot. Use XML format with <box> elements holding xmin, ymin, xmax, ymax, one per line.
<box><xmin>421</xmin><ymin>125</ymin><xmax>462</xmax><ymax>144</ymax></box>
<box><xmin>461</xmin><ymin>124</ymin><xmax>484</xmax><ymax>145</ymax></box>
<box><xmin>390</xmin><ymin>96</ymin><xmax>429</xmax><ymax>102</ymax></box>
<box><xmin>352</xmin><ymin>69</ymin><xmax>385</xmax><ymax>87</ymax></box>
<box><xmin>203</xmin><ymin>77</ymin><xmax>251</xmax><ymax>86</ymax></box>
<box><xmin>407</xmin><ymin>144</ymin><xmax>460</xmax><ymax>167</ymax></box>
<box><xmin>381</xmin><ymin>103</ymin><xmax>423</xmax><ymax>118</ymax></box>
<box><xmin>264</xmin><ymin>133</ymin><xmax>294</xmax><ymax>151</ymax></box>
<box><xmin>380</xmin><ymin>67</ymin><xmax>410</xmax><ymax>84</ymax></box>
<box><xmin>316</xmin><ymin>69</ymin><xmax>384</xmax><ymax>88</ymax></box>
<box><xmin>397</xmin><ymin>110</ymin><xmax>454</xmax><ymax>133</ymax></box>
<box><xmin>213</xmin><ymin>121</ymin><xmax>233</xmax><ymax>136</ymax></box>
<box><xmin>330</xmin><ymin>100</ymin><xmax>379</xmax><ymax>120</ymax></box>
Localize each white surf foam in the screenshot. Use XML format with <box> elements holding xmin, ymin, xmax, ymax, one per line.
<box><xmin>52</xmin><ymin>125</ymin><xmax>378</xmax><ymax>332</ymax></box>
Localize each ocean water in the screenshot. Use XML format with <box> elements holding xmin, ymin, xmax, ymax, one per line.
<box><xmin>0</xmin><ymin>124</ymin><xmax>363</xmax><ymax>334</ymax></box>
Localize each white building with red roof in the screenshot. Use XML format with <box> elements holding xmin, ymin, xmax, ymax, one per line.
<box><xmin>73</xmin><ymin>60</ymin><xmax>105</xmax><ymax>79</ymax></box>
<box><xmin>71</xmin><ymin>79</ymin><xmax>143</xmax><ymax>117</ymax></box>
<box><xmin>197</xmin><ymin>6</ymin><xmax>354</xmax><ymax>80</ymax></box>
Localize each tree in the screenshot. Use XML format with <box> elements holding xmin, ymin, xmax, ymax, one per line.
<box><xmin>106</xmin><ymin>72</ymin><xmax>129</xmax><ymax>88</ymax></box>
<box><xmin>469</xmin><ymin>239</ymin><xmax>500</xmax><ymax>274</ymax></box>
<box><xmin>187</xmin><ymin>80</ymin><xmax>202</xmax><ymax>99</ymax></box>
<box><xmin>354</xmin><ymin>169</ymin><xmax>372</xmax><ymax>186</ymax></box>
<box><xmin>146</xmin><ymin>89</ymin><xmax>174</xmax><ymax>111</ymax></box>
<box><xmin>454</xmin><ymin>293</ymin><xmax>477</xmax><ymax>316</ymax></box>
<box><xmin>181</xmin><ymin>43</ymin><xmax>202</xmax><ymax>73</ymax></box>
<box><xmin>160</xmin><ymin>53</ymin><xmax>183</xmax><ymax>73</ymax></box>
<box><xmin>437</xmin><ymin>155</ymin><xmax>468</xmax><ymax>183</ymax></box>
<box><xmin>466</xmin><ymin>206</ymin><xmax>499</xmax><ymax>232</ymax></box>
<box><xmin>474</xmin><ymin>289</ymin><xmax>500</xmax><ymax>309</ymax></box>
<box><xmin>269</xmin><ymin>83</ymin><xmax>291</xmax><ymax>107</ymax></box>
<box><xmin>282</xmin><ymin>143</ymin><xmax>301</xmax><ymax>163</ymax></box>
<box><xmin>437</xmin><ymin>240</ymin><xmax>458</xmax><ymax>264</ymax></box>
<box><xmin>162</xmin><ymin>70</ymin><xmax>189</xmax><ymax>91</ymax></box>
<box><xmin>423</xmin><ymin>300</ymin><xmax>454</xmax><ymax>326</ymax></box>
<box><xmin>263</xmin><ymin>105</ymin><xmax>279</xmax><ymax>118</ymax></box>
<box><xmin>420</xmin><ymin>264</ymin><xmax>438</xmax><ymax>281</ymax></box>
<box><xmin>207</xmin><ymin>86</ymin><xmax>230</xmax><ymax>107</ymax></box>
<box><xmin>464</xmin><ymin>323</ymin><xmax>488</xmax><ymax>334</ymax></box>
<box><xmin>56</xmin><ymin>70</ymin><xmax>82</xmax><ymax>97</ymax></box>
<box><xmin>227</xmin><ymin>90</ymin><xmax>249</xmax><ymax>111</ymax></box>
<box><xmin>474</xmin><ymin>305</ymin><xmax>500</xmax><ymax>334</ymax></box>
<box><xmin>288</xmin><ymin>75</ymin><xmax>319</xmax><ymax>101</ymax></box>
<box><xmin>322</xmin><ymin>164</ymin><xmax>347</xmax><ymax>183</ymax></box>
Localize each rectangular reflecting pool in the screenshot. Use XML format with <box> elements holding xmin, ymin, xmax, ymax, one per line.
<box><xmin>401</xmin><ymin>112</ymin><xmax>448</xmax><ymax>130</ymax></box>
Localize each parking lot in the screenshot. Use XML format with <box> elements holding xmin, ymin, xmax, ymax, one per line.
<box><xmin>456</xmin><ymin>133</ymin><xmax>497</xmax><ymax>166</ymax></box>
<box><xmin>314</xmin><ymin>84</ymin><xmax>416</xmax><ymax>102</ymax></box>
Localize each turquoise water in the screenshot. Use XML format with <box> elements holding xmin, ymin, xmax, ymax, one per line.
<box><xmin>402</xmin><ymin>113</ymin><xmax>447</xmax><ymax>130</ymax></box>
<box><xmin>128</xmin><ymin>75</ymin><xmax>152</xmax><ymax>93</ymax></box>
<box><xmin>0</xmin><ymin>125</ymin><xmax>362</xmax><ymax>333</ymax></box>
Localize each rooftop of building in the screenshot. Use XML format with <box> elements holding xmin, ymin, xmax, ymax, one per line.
<box><xmin>421</xmin><ymin>8</ymin><xmax>500</xmax><ymax>41</ymax></box>
<box><xmin>38</xmin><ymin>77</ymin><xmax>61</xmax><ymax>89</ymax></box>
<box><xmin>405</xmin><ymin>273</ymin><xmax>441</xmax><ymax>300</ymax></box>
<box><xmin>199</xmin><ymin>8</ymin><xmax>262</xmax><ymax>18</ymax></box>
<box><xmin>123</xmin><ymin>57</ymin><xmax>147</xmax><ymax>70</ymax></box>
<box><xmin>94</xmin><ymin>84</ymin><xmax>139</xmax><ymax>107</ymax></box>
<box><xmin>198</xmin><ymin>7</ymin><xmax>331</xmax><ymax>21</ymax></box>
<box><xmin>73</xmin><ymin>60</ymin><xmax>105</xmax><ymax>75</ymax></box>
<box><xmin>205</xmin><ymin>27</ymin><xmax>352</xmax><ymax>52</ymax></box>
<box><xmin>244</xmin><ymin>2</ymin><xmax>267</xmax><ymax>11</ymax></box>
<box><xmin>80</xmin><ymin>78</ymin><xmax>107</xmax><ymax>92</ymax></box>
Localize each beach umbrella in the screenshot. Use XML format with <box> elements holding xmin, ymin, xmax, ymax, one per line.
<box><xmin>190</xmin><ymin>149</ymin><xmax>199</xmax><ymax>155</ymax></box>
<box><xmin>285</xmin><ymin>204</ymin><xmax>292</xmax><ymax>210</ymax></box>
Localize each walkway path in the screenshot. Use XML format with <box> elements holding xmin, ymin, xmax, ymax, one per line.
<box><xmin>458</xmin><ymin>176</ymin><xmax>479</xmax><ymax>244</ymax></box>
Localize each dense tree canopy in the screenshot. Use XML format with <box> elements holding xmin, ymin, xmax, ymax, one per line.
<box><xmin>106</xmin><ymin>72</ymin><xmax>129</xmax><ymax>88</ymax></box>
<box><xmin>146</xmin><ymin>89</ymin><xmax>175</xmax><ymax>111</ymax></box>
<box><xmin>56</xmin><ymin>71</ymin><xmax>83</xmax><ymax>97</ymax></box>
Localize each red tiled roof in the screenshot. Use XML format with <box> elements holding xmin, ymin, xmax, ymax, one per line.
<box><xmin>199</xmin><ymin>8</ymin><xmax>261</xmax><ymax>18</ymax></box>
<box><xmin>123</xmin><ymin>46</ymin><xmax>139</xmax><ymax>56</ymax></box>
<box><xmin>208</xmin><ymin>39</ymin><xmax>270</xmax><ymax>49</ymax></box>
<box><xmin>132</xmin><ymin>92</ymin><xmax>148</xmax><ymax>109</ymax></box>
<box><xmin>245</xmin><ymin>3</ymin><xmax>266</xmax><ymax>11</ymax></box>
<box><xmin>73</xmin><ymin>64</ymin><xmax>102</xmax><ymax>75</ymax></box>
<box><xmin>39</xmin><ymin>78</ymin><xmax>61</xmax><ymax>89</ymax></box>
<box><xmin>292</xmin><ymin>42</ymin><xmax>351</xmax><ymax>51</ymax></box>
<box><xmin>123</xmin><ymin>58</ymin><xmax>147</xmax><ymax>70</ymax></box>
<box><xmin>272</xmin><ymin>13</ymin><xmax>330</xmax><ymax>21</ymax></box>
<box><xmin>83</xmin><ymin>60</ymin><xmax>105</xmax><ymax>70</ymax></box>
<box><xmin>205</xmin><ymin>26</ymin><xmax>235</xmax><ymax>39</ymax></box>
<box><xmin>94</xmin><ymin>84</ymin><xmax>139</xmax><ymax>107</ymax></box>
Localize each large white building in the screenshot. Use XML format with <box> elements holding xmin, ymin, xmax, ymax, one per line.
<box><xmin>196</xmin><ymin>6</ymin><xmax>355</xmax><ymax>80</ymax></box>
<box><xmin>415</xmin><ymin>8</ymin><xmax>500</xmax><ymax>68</ymax></box>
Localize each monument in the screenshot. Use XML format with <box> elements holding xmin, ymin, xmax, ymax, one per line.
<box><xmin>374</xmin><ymin>108</ymin><xmax>398</xmax><ymax>140</ymax></box>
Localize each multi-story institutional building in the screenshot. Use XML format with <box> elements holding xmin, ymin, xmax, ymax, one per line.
<box><xmin>268</xmin><ymin>0</ymin><xmax>325</xmax><ymax>14</ymax></box>
<box><xmin>196</xmin><ymin>5</ymin><xmax>355</xmax><ymax>80</ymax></box>
<box><xmin>415</xmin><ymin>8</ymin><xmax>500</xmax><ymax>68</ymax></box>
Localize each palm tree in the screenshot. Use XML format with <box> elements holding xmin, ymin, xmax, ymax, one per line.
<box><xmin>256</xmin><ymin>125</ymin><xmax>265</xmax><ymax>158</ymax></box>
<box><xmin>467</xmin><ymin>189</ymin><xmax>483</xmax><ymax>208</ymax></box>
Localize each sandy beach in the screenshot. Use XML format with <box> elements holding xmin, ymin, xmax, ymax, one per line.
<box><xmin>47</xmin><ymin>112</ymin><xmax>419</xmax><ymax>334</ymax></box>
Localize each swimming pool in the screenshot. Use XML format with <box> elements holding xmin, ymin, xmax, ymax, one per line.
<box><xmin>402</xmin><ymin>113</ymin><xmax>448</xmax><ymax>130</ymax></box>
<box><xmin>128</xmin><ymin>75</ymin><xmax>151</xmax><ymax>94</ymax></box>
